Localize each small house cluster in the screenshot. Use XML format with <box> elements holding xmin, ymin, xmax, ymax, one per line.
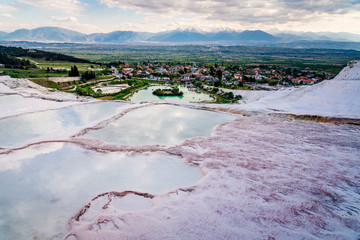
<box><xmin>110</xmin><ymin>62</ymin><xmax>334</xmax><ymax>87</ymax></box>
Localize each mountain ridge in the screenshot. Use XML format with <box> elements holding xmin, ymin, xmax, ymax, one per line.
<box><xmin>1</xmin><ymin>27</ymin><xmax>360</xmax><ymax>50</ymax></box>
<box><xmin>0</xmin><ymin>27</ymin><xmax>279</xmax><ymax>43</ymax></box>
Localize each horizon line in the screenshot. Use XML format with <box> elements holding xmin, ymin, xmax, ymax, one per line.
<box><xmin>1</xmin><ymin>26</ymin><xmax>360</xmax><ymax>36</ymax></box>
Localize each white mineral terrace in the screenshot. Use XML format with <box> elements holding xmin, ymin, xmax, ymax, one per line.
<box><xmin>0</xmin><ymin>61</ymin><xmax>359</xmax><ymax>240</ymax></box>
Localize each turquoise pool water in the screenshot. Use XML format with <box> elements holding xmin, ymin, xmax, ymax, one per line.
<box><xmin>129</xmin><ymin>86</ymin><xmax>214</xmax><ymax>103</ymax></box>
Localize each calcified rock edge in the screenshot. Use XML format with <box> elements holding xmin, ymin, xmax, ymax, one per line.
<box><xmin>0</xmin><ymin>61</ymin><xmax>359</xmax><ymax>240</ymax></box>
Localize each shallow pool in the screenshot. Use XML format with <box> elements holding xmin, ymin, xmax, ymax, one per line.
<box><xmin>82</xmin><ymin>104</ymin><xmax>236</xmax><ymax>146</ymax></box>
<box><xmin>0</xmin><ymin>101</ymin><xmax>124</xmax><ymax>147</ymax></box>
<box><xmin>129</xmin><ymin>85</ymin><xmax>214</xmax><ymax>103</ymax></box>
<box><xmin>0</xmin><ymin>143</ymin><xmax>202</xmax><ymax>240</ymax></box>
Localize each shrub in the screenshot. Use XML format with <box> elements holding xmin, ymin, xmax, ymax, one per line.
<box><xmin>268</xmin><ymin>80</ymin><xmax>278</xmax><ymax>86</ymax></box>
<box><xmin>9</xmin><ymin>73</ymin><xmax>19</xmax><ymax>78</ymax></box>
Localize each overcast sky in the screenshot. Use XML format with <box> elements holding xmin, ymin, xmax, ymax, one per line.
<box><xmin>1</xmin><ymin>0</ymin><xmax>360</xmax><ymax>34</ymax></box>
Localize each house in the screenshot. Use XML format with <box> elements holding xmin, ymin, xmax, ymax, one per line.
<box><xmin>200</xmin><ymin>76</ymin><xmax>215</xmax><ymax>82</ymax></box>
<box><xmin>255</xmin><ymin>73</ymin><xmax>264</xmax><ymax>81</ymax></box>
<box><xmin>223</xmin><ymin>80</ymin><xmax>233</xmax><ymax>85</ymax></box>
<box><xmin>303</xmin><ymin>79</ymin><xmax>315</xmax><ymax>85</ymax></box>
<box><xmin>181</xmin><ymin>74</ymin><xmax>191</xmax><ymax>82</ymax></box>
<box><xmin>274</xmin><ymin>74</ymin><xmax>282</xmax><ymax>80</ymax></box>
<box><xmin>223</xmin><ymin>71</ymin><xmax>231</xmax><ymax>77</ymax></box>
<box><xmin>291</xmin><ymin>78</ymin><xmax>303</xmax><ymax>84</ymax></box>
<box><xmin>291</xmin><ymin>76</ymin><xmax>309</xmax><ymax>84</ymax></box>
<box><xmin>234</xmin><ymin>74</ymin><xmax>242</xmax><ymax>80</ymax></box>
<box><xmin>122</xmin><ymin>68</ymin><xmax>133</xmax><ymax>75</ymax></box>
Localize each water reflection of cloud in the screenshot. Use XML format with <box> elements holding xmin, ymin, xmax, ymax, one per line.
<box><xmin>0</xmin><ymin>111</ymin><xmax>63</xmax><ymax>146</ymax></box>
<box><xmin>0</xmin><ymin>143</ymin><xmax>202</xmax><ymax>239</ymax></box>
<box><xmin>84</xmin><ymin>105</ymin><xmax>235</xmax><ymax>146</ymax></box>
<box><xmin>0</xmin><ymin>142</ymin><xmax>64</xmax><ymax>171</ymax></box>
<box><xmin>0</xmin><ymin>102</ymin><xmax>123</xmax><ymax>147</ymax></box>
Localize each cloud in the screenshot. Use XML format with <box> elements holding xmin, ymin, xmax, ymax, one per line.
<box><xmin>97</xmin><ymin>0</ymin><xmax>360</xmax><ymax>25</ymax></box>
<box><xmin>50</xmin><ymin>16</ymin><xmax>101</xmax><ymax>33</ymax></box>
<box><xmin>0</xmin><ymin>4</ymin><xmax>17</xmax><ymax>12</ymax></box>
<box><xmin>0</xmin><ymin>22</ymin><xmax>40</xmax><ymax>32</ymax></box>
<box><xmin>2</xmin><ymin>13</ymin><xmax>15</xmax><ymax>19</ymax></box>
<box><xmin>50</xmin><ymin>16</ymin><xmax>79</xmax><ymax>24</ymax></box>
<box><xmin>18</xmin><ymin>0</ymin><xmax>84</xmax><ymax>14</ymax></box>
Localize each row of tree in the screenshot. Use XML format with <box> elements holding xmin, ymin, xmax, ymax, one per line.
<box><xmin>68</xmin><ymin>65</ymin><xmax>79</xmax><ymax>76</ymax></box>
<box><xmin>81</xmin><ymin>70</ymin><xmax>96</xmax><ymax>81</ymax></box>
<box><xmin>68</xmin><ymin>65</ymin><xmax>96</xmax><ymax>81</ymax></box>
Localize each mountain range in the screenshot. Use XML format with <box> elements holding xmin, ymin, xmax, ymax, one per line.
<box><xmin>0</xmin><ymin>27</ymin><xmax>281</xmax><ymax>43</ymax></box>
<box><xmin>0</xmin><ymin>27</ymin><xmax>360</xmax><ymax>48</ymax></box>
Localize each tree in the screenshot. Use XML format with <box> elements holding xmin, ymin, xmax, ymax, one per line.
<box><xmin>223</xmin><ymin>92</ymin><xmax>234</xmax><ymax>100</ymax></box>
<box><xmin>214</xmin><ymin>81</ymin><xmax>221</xmax><ymax>87</ymax></box>
<box><xmin>268</xmin><ymin>80</ymin><xmax>278</xmax><ymax>86</ymax></box>
<box><xmin>171</xmin><ymin>87</ymin><xmax>180</xmax><ymax>94</ymax></box>
<box><xmin>75</xmin><ymin>86</ymin><xmax>94</xmax><ymax>96</ymax></box>
<box><xmin>74</xmin><ymin>65</ymin><xmax>79</xmax><ymax>76</ymax></box>
<box><xmin>81</xmin><ymin>70</ymin><xmax>96</xmax><ymax>81</ymax></box>
<box><xmin>209</xmin><ymin>66</ymin><xmax>215</xmax><ymax>76</ymax></box>
<box><xmin>194</xmin><ymin>81</ymin><xmax>203</xmax><ymax>89</ymax></box>
<box><xmin>69</xmin><ymin>65</ymin><xmax>80</xmax><ymax>77</ymax></box>
<box><xmin>216</xmin><ymin>70</ymin><xmax>223</xmax><ymax>81</ymax></box>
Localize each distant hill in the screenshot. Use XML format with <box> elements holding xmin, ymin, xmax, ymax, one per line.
<box><xmin>0</xmin><ymin>51</ymin><xmax>32</xmax><ymax>69</ymax></box>
<box><xmin>0</xmin><ymin>31</ymin><xmax>7</xmax><ymax>38</ymax></box>
<box><xmin>87</xmin><ymin>31</ymin><xmax>152</xmax><ymax>43</ymax></box>
<box><xmin>230</xmin><ymin>30</ymin><xmax>278</xmax><ymax>42</ymax></box>
<box><xmin>0</xmin><ymin>45</ymin><xmax>90</xmax><ymax>64</ymax></box>
<box><xmin>149</xmin><ymin>30</ymin><xmax>279</xmax><ymax>43</ymax></box>
<box><xmin>0</xmin><ymin>27</ymin><xmax>279</xmax><ymax>43</ymax></box>
<box><xmin>148</xmin><ymin>30</ymin><xmax>208</xmax><ymax>42</ymax></box>
<box><xmin>0</xmin><ymin>27</ymin><xmax>359</xmax><ymax>50</ymax></box>
<box><xmin>3</xmin><ymin>27</ymin><xmax>87</xmax><ymax>42</ymax></box>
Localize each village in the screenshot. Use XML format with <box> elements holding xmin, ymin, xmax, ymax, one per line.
<box><xmin>111</xmin><ymin>62</ymin><xmax>336</xmax><ymax>89</ymax></box>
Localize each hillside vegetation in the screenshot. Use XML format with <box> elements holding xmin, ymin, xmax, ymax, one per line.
<box><xmin>0</xmin><ymin>45</ymin><xmax>90</xmax><ymax>64</ymax></box>
<box><xmin>0</xmin><ymin>52</ymin><xmax>32</xmax><ymax>68</ymax></box>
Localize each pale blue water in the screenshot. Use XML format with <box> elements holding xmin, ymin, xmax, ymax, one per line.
<box><xmin>0</xmin><ymin>143</ymin><xmax>202</xmax><ymax>240</ymax></box>
<box><xmin>83</xmin><ymin>104</ymin><xmax>236</xmax><ymax>146</ymax></box>
<box><xmin>129</xmin><ymin>86</ymin><xmax>214</xmax><ymax>103</ymax></box>
<box><xmin>0</xmin><ymin>102</ymin><xmax>124</xmax><ymax>147</ymax></box>
<box><xmin>0</xmin><ymin>98</ymin><xmax>235</xmax><ymax>240</ymax></box>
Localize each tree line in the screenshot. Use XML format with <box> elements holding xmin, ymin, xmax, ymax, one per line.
<box><xmin>0</xmin><ymin>52</ymin><xmax>32</xmax><ymax>69</ymax></box>
<box><xmin>0</xmin><ymin>45</ymin><xmax>91</xmax><ymax>63</ymax></box>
